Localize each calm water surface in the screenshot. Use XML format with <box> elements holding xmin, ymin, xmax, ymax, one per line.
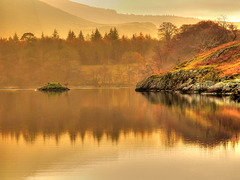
<box><xmin>0</xmin><ymin>88</ymin><xmax>240</xmax><ymax>180</ymax></box>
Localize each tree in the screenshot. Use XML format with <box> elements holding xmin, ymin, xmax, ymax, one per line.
<box><xmin>132</xmin><ymin>34</ymin><xmax>137</xmax><ymax>41</ymax></box>
<box><xmin>91</xmin><ymin>29</ymin><xmax>102</xmax><ymax>42</ymax></box>
<box><xmin>217</xmin><ymin>15</ymin><xmax>229</xmax><ymax>29</ymax></box>
<box><xmin>217</xmin><ymin>15</ymin><xmax>238</xmax><ymax>41</ymax></box>
<box><xmin>67</xmin><ymin>30</ymin><xmax>76</xmax><ymax>41</ymax></box>
<box><xmin>228</xmin><ymin>23</ymin><xmax>238</xmax><ymax>41</ymax></box>
<box><xmin>78</xmin><ymin>31</ymin><xmax>85</xmax><ymax>41</ymax></box>
<box><xmin>52</xmin><ymin>29</ymin><xmax>60</xmax><ymax>39</ymax></box>
<box><xmin>108</xmin><ymin>28</ymin><xmax>119</xmax><ymax>41</ymax></box>
<box><xmin>21</xmin><ymin>32</ymin><xmax>36</xmax><ymax>41</ymax></box>
<box><xmin>41</xmin><ymin>32</ymin><xmax>45</xmax><ymax>39</ymax></box>
<box><xmin>158</xmin><ymin>22</ymin><xmax>178</xmax><ymax>41</ymax></box>
<box><xmin>13</xmin><ymin>33</ymin><xmax>19</xmax><ymax>41</ymax></box>
<box><xmin>103</xmin><ymin>32</ymin><xmax>108</xmax><ymax>40</ymax></box>
<box><xmin>104</xmin><ymin>28</ymin><xmax>119</xmax><ymax>41</ymax></box>
<box><xmin>121</xmin><ymin>51</ymin><xmax>143</xmax><ymax>64</ymax></box>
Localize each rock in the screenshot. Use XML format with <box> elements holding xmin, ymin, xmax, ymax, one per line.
<box><xmin>182</xmin><ymin>84</ymin><xmax>193</xmax><ymax>93</ymax></box>
<box><xmin>135</xmin><ymin>67</ymin><xmax>240</xmax><ymax>101</ymax></box>
<box><xmin>203</xmin><ymin>81</ymin><xmax>215</xmax><ymax>88</ymax></box>
<box><xmin>192</xmin><ymin>83</ymin><xmax>201</xmax><ymax>92</ymax></box>
<box><xmin>177</xmin><ymin>78</ymin><xmax>194</xmax><ymax>90</ymax></box>
<box><xmin>231</xmin><ymin>89</ymin><xmax>240</xmax><ymax>102</ymax></box>
<box><xmin>207</xmin><ymin>82</ymin><xmax>224</xmax><ymax>93</ymax></box>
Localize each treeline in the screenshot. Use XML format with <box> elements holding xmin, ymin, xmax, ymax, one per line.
<box><xmin>155</xmin><ymin>18</ymin><xmax>239</xmax><ymax>65</ymax></box>
<box><xmin>0</xmin><ymin>28</ymin><xmax>158</xmax><ymax>87</ymax></box>
<box><xmin>3</xmin><ymin>28</ymin><xmax>158</xmax><ymax>65</ymax></box>
<box><xmin>2</xmin><ymin>19</ymin><xmax>238</xmax><ymax>67</ymax></box>
<box><xmin>0</xmin><ymin>19</ymin><xmax>239</xmax><ymax>87</ymax></box>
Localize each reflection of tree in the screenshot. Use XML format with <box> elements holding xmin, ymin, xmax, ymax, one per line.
<box><xmin>0</xmin><ymin>89</ymin><xmax>152</xmax><ymax>144</ymax></box>
<box><xmin>39</xmin><ymin>91</ymin><xmax>68</xmax><ymax>97</ymax></box>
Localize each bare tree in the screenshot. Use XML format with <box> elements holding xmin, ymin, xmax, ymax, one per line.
<box><xmin>217</xmin><ymin>15</ymin><xmax>229</xmax><ymax>29</ymax></box>
<box><xmin>217</xmin><ymin>15</ymin><xmax>238</xmax><ymax>41</ymax></box>
<box><xmin>228</xmin><ymin>23</ymin><xmax>238</xmax><ymax>41</ymax></box>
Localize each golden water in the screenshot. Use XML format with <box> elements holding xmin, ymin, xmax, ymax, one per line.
<box><xmin>0</xmin><ymin>89</ymin><xmax>240</xmax><ymax>180</ymax></box>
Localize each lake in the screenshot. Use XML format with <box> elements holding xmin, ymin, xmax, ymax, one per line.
<box><xmin>0</xmin><ymin>88</ymin><xmax>240</xmax><ymax>180</ymax></box>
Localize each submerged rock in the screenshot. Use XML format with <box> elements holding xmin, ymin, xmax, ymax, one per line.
<box><xmin>38</xmin><ymin>83</ymin><xmax>70</xmax><ymax>92</ymax></box>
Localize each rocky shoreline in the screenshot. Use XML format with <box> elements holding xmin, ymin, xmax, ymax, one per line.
<box><xmin>135</xmin><ymin>68</ymin><xmax>240</xmax><ymax>102</ymax></box>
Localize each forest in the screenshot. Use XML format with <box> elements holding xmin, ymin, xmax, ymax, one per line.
<box><xmin>0</xmin><ymin>19</ymin><xmax>239</xmax><ymax>88</ymax></box>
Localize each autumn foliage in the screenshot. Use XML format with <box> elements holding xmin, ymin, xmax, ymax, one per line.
<box><xmin>177</xmin><ymin>41</ymin><xmax>240</xmax><ymax>77</ymax></box>
<box><xmin>154</xmin><ymin>20</ymin><xmax>239</xmax><ymax>70</ymax></box>
<box><xmin>0</xmin><ymin>20</ymin><xmax>239</xmax><ymax>88</ymax></box>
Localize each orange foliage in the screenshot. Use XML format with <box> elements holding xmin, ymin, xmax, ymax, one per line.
<box><xmin>179</xmin><ymin>41</ymin><xmax>240</xmax><ymax>77</ymax></box>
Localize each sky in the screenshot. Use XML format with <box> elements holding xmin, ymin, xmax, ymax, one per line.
<box><xmin>72</xmin><ymin>0</ymin><xmax>240</xmax><ymax>22</ymax></box>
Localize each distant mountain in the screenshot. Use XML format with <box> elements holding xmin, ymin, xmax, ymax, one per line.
<box><xmin>0</xmin><ymin>0</ymin><xmax>98</xmax><ymax>37</ymax></box>
<box><xmin>40</xmin><ymin>0</ymin><xmax>200</xmax><ymax>27</ymax></box>
<box><xmin>0</xmin><ymin>0</ymin><xmax>157</xmax><ymax>38</ymax></box>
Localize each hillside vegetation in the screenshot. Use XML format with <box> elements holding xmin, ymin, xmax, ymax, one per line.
<box><xmin>176</xmin><ymin>41</ymin><xmax>240</xmax><ymax>77</ymax></box>
<box><xmin>136</xmin><ymin>41</ymin><xmax>240</xmax><ymax>101</ymax></box>
<box><xmin>0</xmin><ymin>20</ymin><xmax>238</xmax><ymax>89</ymax></box>
<box><xmin>0</xmin><ymin>29</ymin><xmax>157</xmax><ymax>88</ymax></box>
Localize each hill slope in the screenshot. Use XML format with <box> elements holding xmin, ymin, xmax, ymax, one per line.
<box><xmin>40</xmin><ymin>0</ymin><xmax>200</xmax><ymax>27</ymax></box>
<box><xmin>136</xmin><ymin>41</ymin><xmax>240</xmax><ymax>100</ymax></box>
<box><xmin>0</xmin><ymin>0</ymin><xmax>157</xmax><ymax>38</ymax></box>
<box><xmin>176</xmin><ymin>41</ymin><xmax>240</xmax><ymax>77</ymax></box>
<box><xmin>0</xmin><ymin>0</ymin><xmax>99</xmax><ymax>37</ymax></box>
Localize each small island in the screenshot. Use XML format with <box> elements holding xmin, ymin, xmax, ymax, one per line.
<box><xmin>37</xmin><ymin>82</ymin><xmax>70</xmax><ymax>92</ymax></box>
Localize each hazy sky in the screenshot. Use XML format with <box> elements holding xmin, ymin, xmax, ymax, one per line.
<box><xmin>72</xmin><ymin>0</ymin><xmax>240</xmax><ymax>21</ymax></box>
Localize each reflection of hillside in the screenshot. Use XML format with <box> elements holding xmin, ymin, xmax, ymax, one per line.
<box><xmin>141</xmin><ymin>92</ymin><xmax>240</xmax><ymax>147</ymax></box>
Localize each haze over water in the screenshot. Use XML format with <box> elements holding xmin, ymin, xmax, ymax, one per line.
<box><xmin>0</xmin><ymin>89</ymin><xmax>240</xmax><ymax>179</ymax></box>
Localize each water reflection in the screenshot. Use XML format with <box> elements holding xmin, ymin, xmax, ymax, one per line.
<box><xmin>142</xmin><ymin>92</ymin><xmax>240</xmax><ymax>147</ymax></box>
<box><xmin>1</xmin><ymin>89</ymin><xmax>240</xmax><ymax>180</ymax></box>
<box><xmin>0</xmin><ymin>89</ymin><xmax>239</xmax><ymax>148</ymax></box>
<box><xmin>39</xmin><ymin>90</ymin><xmax>68</xmax><ymax>97</ymax></box>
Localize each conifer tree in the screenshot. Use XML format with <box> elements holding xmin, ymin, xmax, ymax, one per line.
<box><xmin>67</xmin><ymin>30</ymin><xmax>76</xmax><ymax>41</ymax></box>
<box><xmin>106</xmin><ymin>28</ymin><xmax>119</xmax><ymax>41</ymax></box>
<box><xmin>52</xmin><ymin>29</ymin><xmax>60</xmax><ymax>39</ymax></box>
<box><xmin>13</xmin><ymin>33</ymin><xmax>19</xmax><ymax>41</ymax></box>
<box><xmin>41</xmin><ymin>32</ymin><xmax>45</xmax><ymax>39</ymax></box>
<box><xmin>91</xmin><ymin>29</ymin><xmax>102</xmax><ymax>42</ymax></box>
<box><xmin>78</xmin><ymin>31</ymin><xmax>85</xmax><ymax>41</ymax></box>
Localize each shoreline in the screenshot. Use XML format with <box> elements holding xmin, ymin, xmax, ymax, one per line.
<box><xmin>135</xmin><ymin>69</ymin><xmax>240</xmax><ymax>102</ymax></box>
